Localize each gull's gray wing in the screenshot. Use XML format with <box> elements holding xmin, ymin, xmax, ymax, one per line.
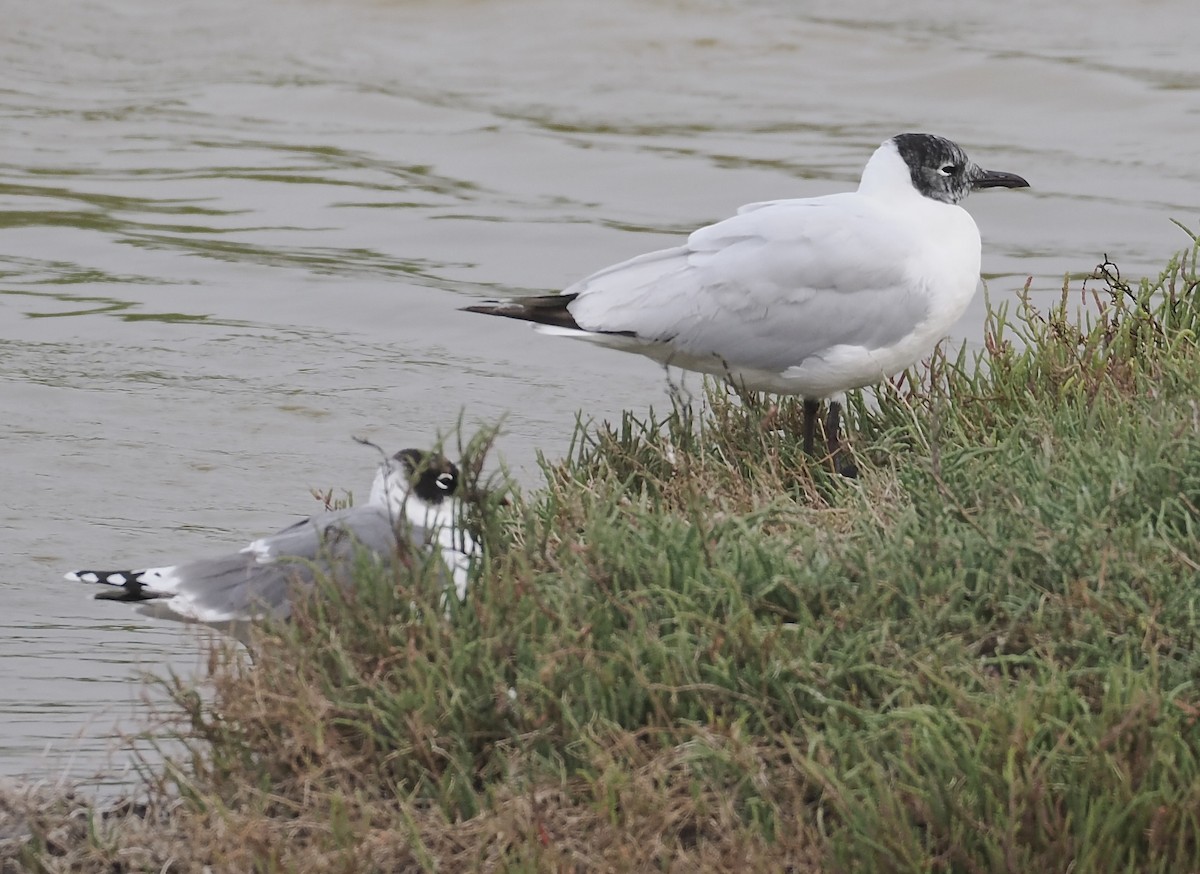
<box><xmin>564</xmin><ymin>193</ymin><xmax>938</xmax><ymax>371</ymax></box>
<box><xmin>135</xmin><ymin>505</ymin><xmax>414</xmax><ymax>624</ymax></box>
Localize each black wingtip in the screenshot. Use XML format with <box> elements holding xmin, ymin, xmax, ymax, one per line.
<box><xmin>67</xmin><ymin>568</ymin><xmax>160</xmax><ymax>601</ymax></box>
<box><xmin>462</xmin><ymin>294</ymin><xmax>582</xmax><ymax>330</ymax></box>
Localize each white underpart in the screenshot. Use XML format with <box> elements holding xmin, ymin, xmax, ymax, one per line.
<box><xmin>539</xmin><ymin>137</ymin><xmax>985</xmax><ymax>399</ymax></box>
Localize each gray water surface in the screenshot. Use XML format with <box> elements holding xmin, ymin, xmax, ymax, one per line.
<box><xmin>2</xmin><ymin>0</ymin><xmax>1197</xmax><ymax>787</ymax></box>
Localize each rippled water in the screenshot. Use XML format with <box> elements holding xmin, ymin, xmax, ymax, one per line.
<box><xmin>1</xmin><ymin>0</ymin><xmax>1196</xmax><ymax>787</ymax></box>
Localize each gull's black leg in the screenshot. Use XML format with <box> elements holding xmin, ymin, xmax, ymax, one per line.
<box><xmin>802</xmin><ymin>399</ymin><xmax>819</xmax><ymax>456</ymax></box>
<box><xmin>824</xmin><ymin>401</ymin><xmax>858</xmax><ymax>478</ymax></box>
<box><xmin>824</xmin><ymin>401</ymin><xmax>842</xmax><ymax>456</ymax></box>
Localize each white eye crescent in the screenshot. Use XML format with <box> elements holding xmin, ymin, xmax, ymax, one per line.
<box><xmin>938</xmin><ymin>164</ymin><xmax>958</xmax><ymax>177</ymax></box>
<box><xmin>436</xmin><ymin>472</ymin><xmax>455</xmax><ymax>491</ymax></box>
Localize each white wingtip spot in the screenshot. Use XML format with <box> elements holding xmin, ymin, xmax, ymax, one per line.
<box><xmin>239</xmin><ymin>538</ymin><xmax>274</xmax><ymax>563</ymax></box>
<box><xmin>106</xmin><ymin>573</ymin><xmax>128</xmax><ymax>585</ymax></box>
<box><xmin>80</xmin><ymin>573</ymin><xmax>99</xmax><ymax>584</ymax></box>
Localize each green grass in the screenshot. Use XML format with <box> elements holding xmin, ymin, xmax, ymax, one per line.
<box><xmin>7</xmin><ymin>236</ymin><xmax>1200</xmax><ymax>872</ymax></box>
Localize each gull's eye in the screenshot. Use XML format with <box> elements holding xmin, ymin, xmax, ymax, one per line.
<box><xmin>435</xmin><ymin>472</ymin><xmax>455</xmax><ymax>491</ymax></box>
<box><xmin>938</xmin><ymin>164</ymin><xmax>958</xmax><ymax>177</ymax></box>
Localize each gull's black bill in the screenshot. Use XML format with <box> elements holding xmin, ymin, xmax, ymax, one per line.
<box><xmin>971</xmin><ymin>168</ymin><xmax>1030</xmax><ymax>190</ymax></box>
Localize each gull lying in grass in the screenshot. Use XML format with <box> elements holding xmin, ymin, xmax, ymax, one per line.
<box><xmin>66</xmin><ymin>447</ymin><xmax>476</xmax><ymax>631</ymax></box>
<box><xmin>464</xmin><ymin>133</ymin><xmax>1029</xmax><ymax>473</ymax></box>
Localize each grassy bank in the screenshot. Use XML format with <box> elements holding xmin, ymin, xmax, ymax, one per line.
<box><xmin>7</xmin><ymin>238</ymin><xmax>1200</xmax><ymax>872</ymax></box>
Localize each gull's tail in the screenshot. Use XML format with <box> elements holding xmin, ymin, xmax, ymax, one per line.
<box><xmin>462</xmin><ymin>293</ymin><xmax>582</xmax><ymax>330</ymax></box>
<box><xmin>65</xmin><ymin>568</ymin><xmax>169</xmax><ymax>602</ymax></box>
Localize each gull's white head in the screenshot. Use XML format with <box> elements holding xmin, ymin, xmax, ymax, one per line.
<box><xmin>369</xmin><ymin>448</ymin><xmax>461</xmax><ymax>521</ymax></box>
<box><xmin>859</xmin><ymin>133</ymin><xmax>1029</xmax><ymax>205</ymax></box>
<box><xmin>369</xmin><ymin>447</ymin><xmax>476</xmax><ymax>605</ymax></box>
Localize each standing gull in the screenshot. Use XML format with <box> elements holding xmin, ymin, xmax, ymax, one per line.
<box><xmin>464</xmin><ymin>133</ymin><xmax>1028</xmax><ymax>470</ymax></box>
<box><xmin>65</xmin><ymin>448</ymin><xmax>476</xmax><ymax>629</ymax></box>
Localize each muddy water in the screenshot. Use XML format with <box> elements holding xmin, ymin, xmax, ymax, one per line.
<box><xmin>1</xmin><ymin>0</ymin><xmax>1196</xmax><ymax>787</ymax></box>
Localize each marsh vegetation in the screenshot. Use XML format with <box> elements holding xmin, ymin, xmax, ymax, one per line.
<box><xmin>6</xmin><ymin>238</ymin><xmax>1200</xmax><ymax>872</ymax></box>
